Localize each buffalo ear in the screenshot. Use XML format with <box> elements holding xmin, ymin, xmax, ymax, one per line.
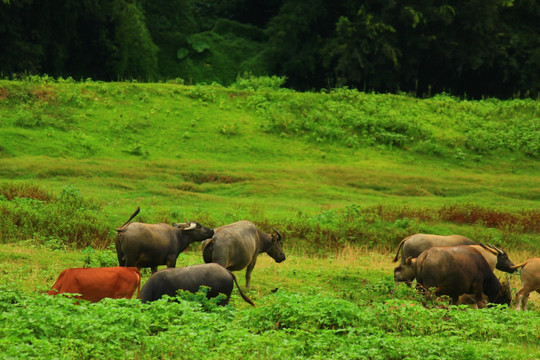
<box><xmin>405</xmin><ymin>257</ymin><xmax>413</xmax><ymax>265</ymax></box>
<box><xmin>271</xmin><ymin>228</ymin><xmax>282</xmax><ymax>242</ymax></box>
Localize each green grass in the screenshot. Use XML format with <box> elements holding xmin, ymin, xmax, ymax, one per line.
<box><xmin>0</xmin><ymin>77</ymin><xmax>539</xmax><ymax>251</ymax></box>
<box><xmin>0</xmin><ymin>76</ymin><xmax>539</xmax><ymax>358</ymax></box>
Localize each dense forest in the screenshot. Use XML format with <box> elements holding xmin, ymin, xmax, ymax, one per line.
<box><xmin>1</xmin><ymin>0</ymin><xmax>539</xmax><ymax>98</ymax></box>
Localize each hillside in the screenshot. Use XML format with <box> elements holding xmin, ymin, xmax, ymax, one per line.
<box><xmin>0</xmin><ymin>77</ymin><xmax>539</xmax><ymax>251</ymax></box>
<box><xmin>1</xmin><ymin>77</ymin><xmax>540</xmax><ymax>359</ymax></box>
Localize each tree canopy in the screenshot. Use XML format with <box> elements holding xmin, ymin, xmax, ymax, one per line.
<box><xmin>1</xmin><ymin>0</ymin><xmax>539</xmax><ymax>98</ymax></box>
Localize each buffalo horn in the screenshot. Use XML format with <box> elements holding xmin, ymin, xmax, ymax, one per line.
<box><xmin>480</xmin><ymin>243</ymin><xmax>498</xmax><ymax>255</ymax></box>
<box><xmin>271</xmin><ymin>228</ymin><xmax>282</xmax><ymax>241</ymax></box>
<box><xmin>183</xmin><ymin>222</ymin><xmax>197</xmax><ymax>231</ymax></box>
<box><xmin>488</xmin><ymin>243</ymin><xmax>505</xmax><ymax>255</ymax></box>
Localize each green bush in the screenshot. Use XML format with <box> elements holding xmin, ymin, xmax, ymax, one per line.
<box><xmin>0</xmin><ymin>183</ymin><xmax>110</xmax><ymax>248</ymax></box>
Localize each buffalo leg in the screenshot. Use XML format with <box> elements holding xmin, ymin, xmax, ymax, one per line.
<box><xmin>515</xmin><ymin>288</ymin><xmax>529</xmax><ymax>311</ymax></box>
<box><xmin>151</xmin><ymin>266</ymin><xmax>158</xmax><ymax>274</ymax></box>
<box><xmin>166</xmin><ymin>255</ymin><xmax>177</xmax><ymax>269</ymax></box>
<box><xmin>115</xmin><ymin>246</ymin><xmax>125</xmax><ymax>267</ymax></box>
<box><xmin>245</xmin><ymin>258</ymin><xmax>257</xmax><ymax>288</ymax></box>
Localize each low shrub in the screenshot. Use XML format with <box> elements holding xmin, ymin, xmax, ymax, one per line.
<box><xmin>2</xmin><ymin>285</ymin><xmax>537</xmax><ymax>359</ymax></box>
<box><xmin>0</xmin><ymin>183</ymin><xmax>110</xmax><ymax>248</ymax></box>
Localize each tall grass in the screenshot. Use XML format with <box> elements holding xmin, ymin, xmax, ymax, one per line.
<box><xmin>1</xmin><ymin>182</ymin><xmax>538</xmax><ymax>253</ymax></box>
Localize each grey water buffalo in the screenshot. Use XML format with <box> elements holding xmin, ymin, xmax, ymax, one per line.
<box><xmin>139</xmin><ymin>263</ymin><xmax>255</xmax><ymax>306</ymax></box>
<box><xmin>393</xmin><ymin>233</ymin><xmax>476</xmax><ymax>264</ymax></box>
<box><xmin>510</xmin><ymin>258</ymin><xmax>540</xmax><ymax>310</ymax></box>
<box><xmin>115</xmin><ymin>207</ymin><xmax>214</xmax><ymax>273</ymax></box>
<box><xmin>394</xmin><ymin>245</ymin><xmax>511</xmax><ymax>308</ymax></box>
<box><xmin>201</xmin><ymin>220</ymin><xmax>285</xmax><ymax>288</ymax></box>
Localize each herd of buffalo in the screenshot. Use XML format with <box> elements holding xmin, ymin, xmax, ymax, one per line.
<box><xmin>47</xmin><ymin>208</ymin><xmax>539</xmax><ymax>310</ymax></box>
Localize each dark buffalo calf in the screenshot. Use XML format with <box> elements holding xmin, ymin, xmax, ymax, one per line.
<box><xmin>140</xmin><ymin>263</ymin><xmax>254</xmax><ymax>306</ymax></box>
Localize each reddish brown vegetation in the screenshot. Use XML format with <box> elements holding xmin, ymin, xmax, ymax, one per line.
<box><xmin>0</xmin><ymin>182</ymin><xmax>53</xmax><ymax>202</ymax></box>
<box><xmin>373</xmin><ymin>204</ymin><xmax>539</xmax><ymax>234</ymax></box>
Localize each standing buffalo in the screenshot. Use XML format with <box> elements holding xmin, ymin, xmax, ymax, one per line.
<box><xmin>393</xmin><ymin>233</ymin><xmax>476</xmax><ymax>264</ymax></box>
<box><xmin>510</xmin><ymin>258</ymin><xmax>540</xmax><ymax>310</ymax></box>
<box><xmin>47</xmin><ymin>267</ymin><xmax>141</xmax><ymax>302</ymax></box>
<box><xmin>201</xmin><ymin>220</ymin><xmax>285</xmax><ymax>288</ymax></box>
<box><xmin>140</xmin><ymin>263</ymin><xmax>255</xmax><ymax>306</ymax></box>
<box><xmin>115</xmin><ymin>207</ymin><xmax>214</xmax><ymax>273</ymax></box>
<box><xmin>394</xmin><ymin>246</ymin><xmax>511</xmax><ymax>308</ymax></box>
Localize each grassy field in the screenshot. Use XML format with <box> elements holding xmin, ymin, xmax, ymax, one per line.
<box><xmin>0</xmin><ymin>77</ymin><xmax>539</xmax><ymax>359</ymax></box>
<box><xmin>0</xmin><ymin>242</ymin><xmax>539</xmax><ymax>359</ymax></box>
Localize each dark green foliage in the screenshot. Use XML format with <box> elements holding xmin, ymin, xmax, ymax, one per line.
<box><xmin>0</xmin><ymin>0</ymin><xmax>158</xmax><ymax>81</ymax></box>
<box><xmin>174</xmin><ymin>26</ymin><xmax>269</xmax><ymax>85</ymax></box>
<box><xmin>2</xmin><ymin>0</ymin><xmax>539</xmax><ymax>97</ymax></box>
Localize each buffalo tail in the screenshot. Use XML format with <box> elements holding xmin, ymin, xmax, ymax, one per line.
<box><xmin>229</xmin><ymin>271</ymin><xmax>255</xmax><ymax>307</ymax></box>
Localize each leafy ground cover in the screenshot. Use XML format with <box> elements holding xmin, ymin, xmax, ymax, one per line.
<box><xmin>0</xmin><ymin>245</ymin><xmax>538</xmax><ymax>360</ymax></box>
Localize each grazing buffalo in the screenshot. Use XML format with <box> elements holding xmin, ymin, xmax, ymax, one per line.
<box><xmin>115</xmin><ymin>207</ymin><xmax>214</xmax><ymax>273</ymax></box>
<box><xmin>139</xmin><ymin>263</ymin><xmax>255</xmax><ymax>306</ymax></box>
<box><xmin>394</xmin><ymin>246</ymin><xmax>511</xmax><ymax>308</ymax></box>
<box><xmin>47</xmin><ymin>267</ymin><xmax>141</xmax><ymax>302</ymax></box>
<box><xmin>510</xmin><ymin>258</ymin><xmax>540</xmax><ymax>311</ymax></box>
<box><xmin>201</xmin><ymin>220</ymin><xmax>285</xmax><ymax>288</ymax></box>
<box><xmin>393</xmin><ymin>233</ymin><xmax>476</xmax><ymax>264</ymax></box>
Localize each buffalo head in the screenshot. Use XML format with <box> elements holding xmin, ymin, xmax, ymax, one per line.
<box><xmin>394</xmin><ymin>257</ymin><xmax>417</xmax><ymax>283</ymax></box>
<box><xmin>267</xmin><ymin>228</ymin><xmax>285</xmax><ymax>263</ymax></box>
<box><xmin>482</xmin><ymin>244</ymin><xmax>517</xmax><ymax>273</ymax></box>
<box><xmin>173</xmin><ymin>221</ymin><xmax>214</xmax><ymax>242</ymax></box>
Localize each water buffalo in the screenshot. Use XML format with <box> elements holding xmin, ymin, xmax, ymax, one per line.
<box><xmin>115</xmin><ymin>207</ymin><xmax>214</xmax><ymax>273</ymax></box>
<box><xmin>201</xmin><ymin>220</ymin><xmax>285</xmax><ymax>288</ymax></box>
<box><xmin>393</xmin><ymin>233</ymin><xmax>476</xmax><ymax>264</ymax></box>
<box><xmin>139</xmin><ymin>263</ymin><xmax>255</xmax><ymax>306</ymax></box>
<box><xmin>510</xmin><ymin>258</ymin><xmax>540</xmax><ymax>310</ymax></box>
<box><xmin>394</xmin><ymin>245</ymin><xmax>511</xmax><ymax>308</ymax></box>
<box><xmin>394</xmin><ymin>244</ymin><xmax>515</xmax><ymax>283</ymax></box>
<box><xmin>47</xmin><ymin>267</ymin><xmax>141</xmax><ymax>302</ymax></box>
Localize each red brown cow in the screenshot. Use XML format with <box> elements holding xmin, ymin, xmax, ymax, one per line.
<box><xmin>47</xmin><ymin>267</ymin><xmax>141</xmax><ymax>302</ymax></box>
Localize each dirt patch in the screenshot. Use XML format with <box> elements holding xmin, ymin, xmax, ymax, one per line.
<box><xmin>181</xmin><ymin>171</ymin><xmax>246</xmax><ymax>184</ymax></box>
<box><xmin>391</xmin><ymin>185</ymin><xmax>434</xmax><ymax>197</ymax></box>
<box><xmin>32</xmin><ymin>86</ymin><xmax>57</xmax><ymax>102</ymax></box>
<box><xmin>0</xmin><ymin>87</ymin><xmax>8</xmax><ymax>101</ymax></box>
